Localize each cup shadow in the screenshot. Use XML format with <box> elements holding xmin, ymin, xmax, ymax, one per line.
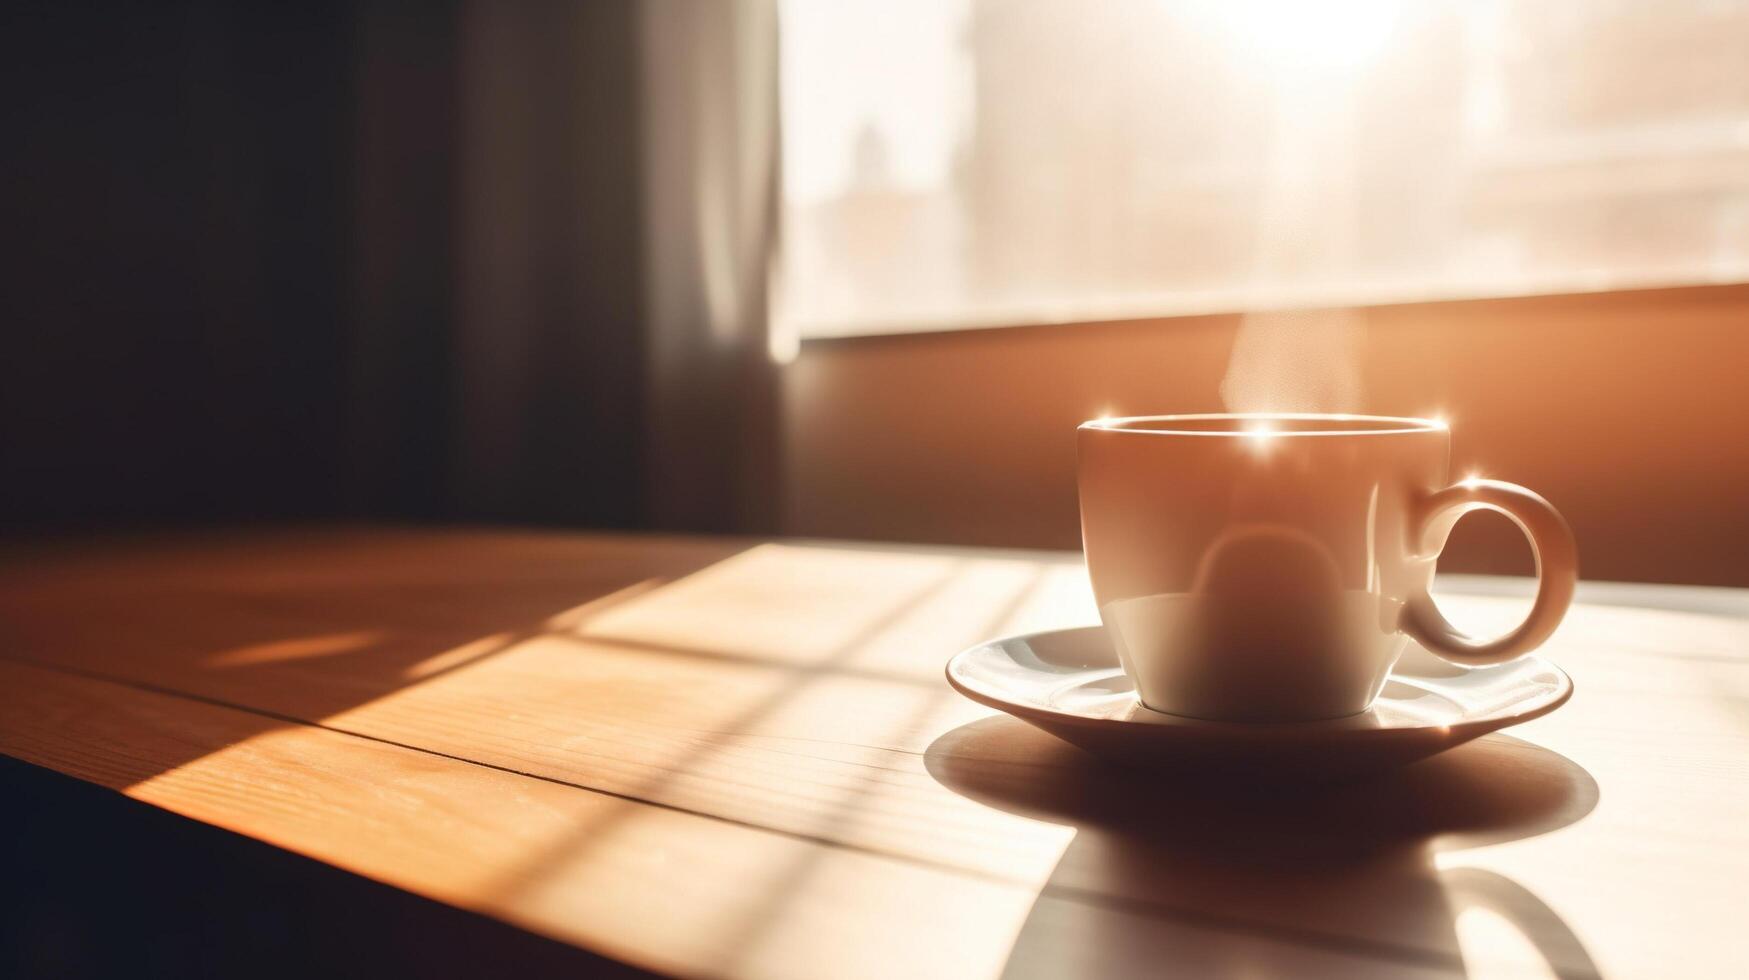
<box><xmin>925</xmin><ymin>717</ymin><xmax>1602</xmax><ymax>979</ymax></box>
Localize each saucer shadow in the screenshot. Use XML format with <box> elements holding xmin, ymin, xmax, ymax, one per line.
<box><xmin>925</xmin><ymin>716</ymin><xmax>1602</xmax><ymax>979</ymax></box>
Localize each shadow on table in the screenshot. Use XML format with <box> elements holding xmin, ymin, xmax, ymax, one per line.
<box><xmin>0</xmin><ymin>756</ymin><xmax>657</xmax><ymax>980</ymax></box>
<box><xmin>0</xmin><ymin>528</ymin><xmax>752</xmax><ymax>784</ymax></box>
<box><xmin>925</xmin><ymin>719</ymin><xmax>1601</xmax><ymax>979</ymax></box>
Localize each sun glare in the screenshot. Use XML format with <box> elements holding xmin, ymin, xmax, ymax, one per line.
<box><xmin>1200</xmin><ymin>0</ymin><xmax>1401</xmax><ymax>70</ymax></box>
<box><xmin>1241</xmin><ymin>418</ymin><xmax>1279</xmax><ymax>452</ymax></box>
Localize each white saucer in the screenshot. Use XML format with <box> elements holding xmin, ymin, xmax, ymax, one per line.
<box><xmin>945</xmin><ymin>626</ymin><xmax>1573</xmax><ymax>776</ymax></box>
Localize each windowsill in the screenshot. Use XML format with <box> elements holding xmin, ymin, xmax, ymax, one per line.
<box><xmin>787</xmin><ymin>270</ymin><xmax>1749</xmax><ymax>345</ymax></box>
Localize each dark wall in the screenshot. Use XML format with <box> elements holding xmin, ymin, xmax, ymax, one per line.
<box><xmin>0</xmin><ymin>1</ymin><xmax>648</xmax><ymax>532</ymax></box>
<box><xmin>1</xmin><ymin>3</ymin><xmax>354</xmax><ymax>527</ymax></box>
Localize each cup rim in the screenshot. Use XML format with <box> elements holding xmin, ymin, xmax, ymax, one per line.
<box><xmin>1079</xmin><ymin>413</ymin><xmax>1447</xmax><ymax>436</ymax></box>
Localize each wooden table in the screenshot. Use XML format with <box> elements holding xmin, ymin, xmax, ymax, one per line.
<box><xmin>2</xmin><ymin>528</ymin><xmax>1744</xmax><ymax>978</ymax></box>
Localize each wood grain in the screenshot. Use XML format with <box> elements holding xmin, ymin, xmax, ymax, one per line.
<box><xmin>0</xmin><ymin>660</ymin><xmax>1029</xmax><ymax>980</ymax></box>
<box><xmin>2</xmin><ymin>529</ymin><xmax>1746</xmax><ymax>978</ymax></box>
<box><xmin>0</xmin><ymin>662</ymin><xmax>1446</xmax><ymax>980</ymax></box>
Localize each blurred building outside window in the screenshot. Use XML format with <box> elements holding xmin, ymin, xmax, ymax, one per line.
<box><xmin>775</xmin><ymin>0</ymin><xmax>1749</xmax><ymax>339</ymax></box>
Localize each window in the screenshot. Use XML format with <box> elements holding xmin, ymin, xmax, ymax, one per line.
<box><xmin>776</xmin><ymin>0</ymin><xmax>1749</xmax><ymax>338</ymax></box>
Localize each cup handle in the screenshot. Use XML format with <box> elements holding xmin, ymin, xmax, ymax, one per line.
<box><xmin>1403</xmin><ymin>478</ymin><xmax>1578</xmax><ymax>666</ymax></box>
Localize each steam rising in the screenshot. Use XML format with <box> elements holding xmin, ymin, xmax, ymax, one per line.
<box><xmin>1218</xmin><ymin>35</ymin><xmax>1375</xmax><ymax>415</ymax></box>
<box><xmin>1220</xmin><ymin>309</ymin><xmax>1364</xmax><ymax>414</ymax></box>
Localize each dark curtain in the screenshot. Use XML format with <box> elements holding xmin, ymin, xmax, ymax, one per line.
<box><xmin>0</xmin><ymin>0</ymin><xmax>727</xmax><ymax>534</ymax></box>
<box><xmin>1</xmin><ymin>2</ymin><xmax>355</xmax><ymax>526</ymax></box>
<box><xmin>444</xmin><ymin>1</ymin><xmax>648</xmax><ymax>527</ymax></box>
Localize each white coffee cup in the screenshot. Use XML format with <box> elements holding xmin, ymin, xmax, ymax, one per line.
<box><xmin>1078</xmin><ymin>414</ymin><xmax>1577</xmax><ymax>722</ymax></box>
